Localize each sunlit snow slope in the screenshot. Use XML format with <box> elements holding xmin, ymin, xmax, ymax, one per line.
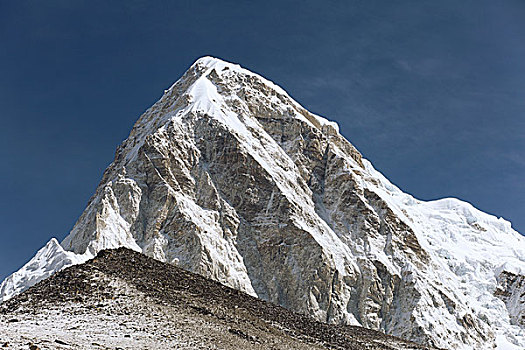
<box><xmin>1</xmin><ymin>57</ymin><xmax>524</xmax><ymax>350</ymax></box>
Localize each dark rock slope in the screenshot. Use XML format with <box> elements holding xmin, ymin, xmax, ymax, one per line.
<box><xmin>1</xmin><ymin>248</ymin><xmax>435</xmax><ymax>350</ymax></box>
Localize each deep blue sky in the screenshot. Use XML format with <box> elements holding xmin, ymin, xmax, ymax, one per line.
<box><xmin>1</xmin><ymin>1</ymin><xmax>524</xmax><ymax>282</ymax></box>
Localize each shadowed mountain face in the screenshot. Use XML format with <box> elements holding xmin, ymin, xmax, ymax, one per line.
<box><xmin>1</xmin><ymin>57</ymin><xmax>525</xmax><ymax>349</ymax></box>
<box><xmin>0</xmin><ymin>248</ymin><xmax>434</xmax><ymax>350</ymax></box>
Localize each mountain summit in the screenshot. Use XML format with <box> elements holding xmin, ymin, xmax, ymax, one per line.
<box><xmin>2</xmin><ymin>57</ymin><xmax>524</xmax><ymax>349</ymax></box>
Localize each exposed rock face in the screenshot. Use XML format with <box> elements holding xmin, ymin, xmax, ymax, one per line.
<box><xmin>2</xmin><ymin>57</ymin><xmax>525</xmax><ymax>349</ymax></box>
<box><xmin>496</xmin><ymin>271</ymin><xmax>525</xmax><ymax>328</ymax></box>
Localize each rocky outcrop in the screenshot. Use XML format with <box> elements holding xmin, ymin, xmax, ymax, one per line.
<box><xmin>496</xmin><ymin>270</ymin><xmax>525</xmax><ymax>327</ymax></box>
<box><xmin>2</xmin><ymin>57</ymin><xmax>525</xmax><ymax>349</ymax></box>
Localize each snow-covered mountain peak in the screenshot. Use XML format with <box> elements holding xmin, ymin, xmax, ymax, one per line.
<box><xmin>180</xmin><ymin>56</ymin><xmax>339</xmax><ymax>132</ymax></box>
<box><xmin>186</xmin><ymin>55</ymin><xmax>294</xmax><ymax>97</ymax></box>
<box><xmin>2</xmin><ymin>57</ymin><xmax>525</xmax><ymax>350</ymax></box>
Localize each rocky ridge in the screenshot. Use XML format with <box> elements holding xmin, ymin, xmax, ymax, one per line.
<box><xmin>0</xmin><ymin>248</ymin><xmax>435</xmax><ymax>350</ymax></box>
<box><xmin>1</xmin><ymin>57</ymin><xmax>525</xmax><ymax>349</ymax></box>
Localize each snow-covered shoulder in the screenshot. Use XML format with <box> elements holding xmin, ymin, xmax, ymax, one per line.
<box><xmin>360</xmin><ymin>158</ymin><xmax>525</xmax><ymax>349</ymax></box>
<box><xmin>0</xmin><ymin>238</ymin><xmax>90</xmax><ymax>302</ymax></box>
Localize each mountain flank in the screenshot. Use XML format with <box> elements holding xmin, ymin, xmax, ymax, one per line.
<box><xmin>0</xmin><ymin>248</ymin><xmax>435</xmax><ymax>350</ymax></box>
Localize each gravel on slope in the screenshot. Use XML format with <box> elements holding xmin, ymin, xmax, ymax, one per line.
<box><xmin>0</xmin><ymin>248</ymin><xmax>437</xmax><ymax>350</ymax></box>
